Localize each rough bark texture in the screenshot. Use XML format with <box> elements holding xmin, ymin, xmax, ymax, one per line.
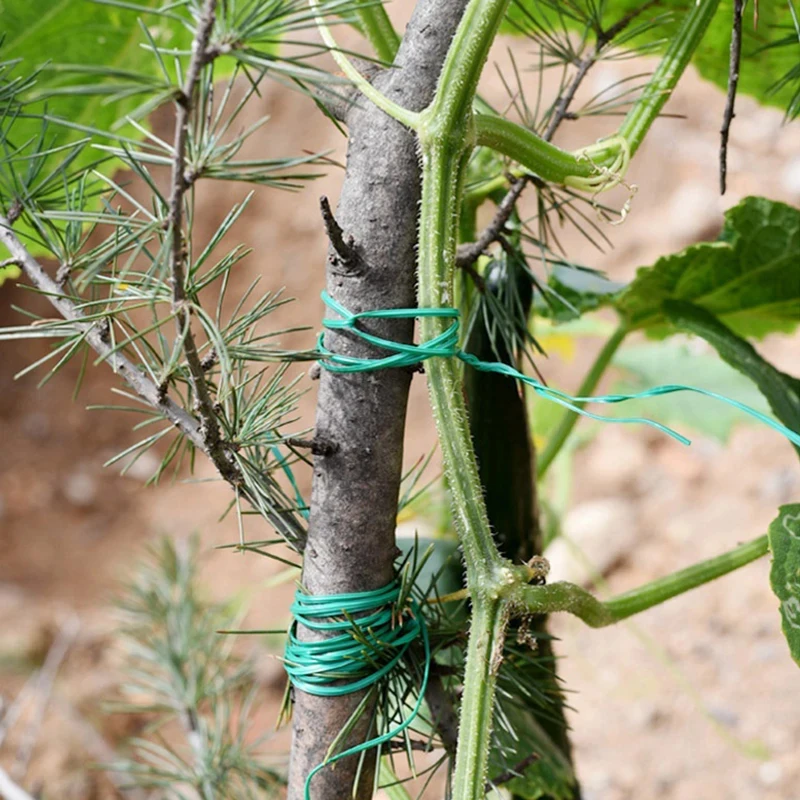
<box><xmin>287</xmin><ymin>4</ymin><xmax>469</xmax><ymax>799</ymax></box>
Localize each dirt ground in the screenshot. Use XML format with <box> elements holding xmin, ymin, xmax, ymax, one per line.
<box><xmin>1</xmin><ymin>6</ymin><xmax>799</xmax><ymax>799</ymax></box>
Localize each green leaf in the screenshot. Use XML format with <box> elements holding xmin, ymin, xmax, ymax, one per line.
<box><xmin>612</xmin><ymin>340</ymin><xmax>771</xmax><ymax>442</ymax></box>
<box><xmin>664</xmin><ymin>300</ymin><xmax>800</xmax><ymax>458</ymax></box>
<box><xmin>537</xmin><ymin>264</ymin><xmax>624</xmax><ymax>322</ymax></box>
<box><xmin>767</xmin><ymin>504</ymin><xmax>800</xmax><ymax>667</ymax></box>
<box><xmin>616</xmin><ymin>197</ymin><xmax>800</xmax><ymax>339</ymax></box>
<box><xmin>505</xmin><ymin>1</ymin><xmax>800</xmax><ymax>114</ymax></box>
<box><xmin>2</xmin><ymin>1</ymin><xmax>189</xmax><ymax>147</ymax></box>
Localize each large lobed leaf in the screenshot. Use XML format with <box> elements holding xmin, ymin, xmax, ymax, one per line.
<box><xmin>768</xmin><ymin>503</ymin><xmax>800</xmax><ymax>668</ymax></box>
<box><xmin>616</xmin><ymin>196</ymin><xmax>800</xmax><ymax>339</ymax></box>
<box><xmin>505</xmin><ymin>0</ymin><xmax>800</xmax><ymax>116</ymax></box>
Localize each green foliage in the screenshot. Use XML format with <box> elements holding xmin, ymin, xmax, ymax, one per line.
<box><xmin>1</xmin><ymin>0</ymin><xmax>187</xmax><ymax>164</ymax></box>
<box><xmin>768</xmin><ymin>504</ymin><xmax>800</xmax><ymax>667</ymax></box>
<box><xmin>505</xmin><ymin>0</ymin><xmax>800</xmax><ymax>117</ymax></box>
<box><xmin>612</xmin><ymin>341</ymin><xmax>771</xmax><ymax>442</ymax></box>
<box><xmin>2</xmin><ymin>0</ymin><xmax>798</xmax><ymax>797</ymax></box>
<box><xmin>0</xmin><ymin>0</ymin><xmax>350</xmax><ymax>235</ymax></box>
<box><xmin>756</xmin><ymin>0</ymin><xmax>800</xmax><ymax>121</ymax></box>
<box><xmin>665</xmin><ymin>300</ymin><xmax>800</xmax><ymax>457</ymax></box>
<box><xmin>538</xmin><ymin>264</ymin><xmax>624</xmax><ymax>322</ymax></box>
<box><xmin>616</xmin><ymin>197</ymin><xmax>800</xmax><ymax>338</ymax></box>
<box><xmin>487</xmin><ymin>700</ymin><xmax>575</xmax><ymax>799</ymax></box>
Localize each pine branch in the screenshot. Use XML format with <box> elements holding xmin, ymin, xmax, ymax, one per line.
<box><xmin>544</xmin><ymin>0</ymin><xmax>662</xmax><ymax>140</ymax></box>
<box><xmin>166</xmin><ymin>0</ymin><xmax>237</xmax><ymax>482</ymax></box>
<box><xmin>0</xmin><ymin>217</ymin><xmax>207</xmax><ymax>451</ymax></box>
<box><xmin>484</xmin><ymin>751</ymin><xmax>541</xmax><ymax>793</ymax></box>
<box><xmin>456</xmin><ymin>175</ymin><xmax>526</xmax><ymax>268</ymax></box>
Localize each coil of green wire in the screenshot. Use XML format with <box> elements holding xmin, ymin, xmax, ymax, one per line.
<box><xmin>284</xmin><ymin>580</ymin><xmax>430</xmax><ymax>800</ymax></box>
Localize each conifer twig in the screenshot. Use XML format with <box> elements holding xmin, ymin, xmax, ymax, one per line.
<box><xmin>0</xmin><ymin>217</ymin><xmax>211</xmax><ymax>454</ymax></box>
<box><xmin>461</xmin><ymin>0</ymin><xmax>662</xmax><ymax>267</ymax></box>
<box><xmin>166</xmin><ymin>0</ymin><xmax>238</xmax><ymax>482</ymax></box>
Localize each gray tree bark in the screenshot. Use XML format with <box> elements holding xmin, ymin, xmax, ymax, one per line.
<box><xmin>286</xmin><ymin>3</ymin><xmax>469</xmax><ymax>799</ymax></box>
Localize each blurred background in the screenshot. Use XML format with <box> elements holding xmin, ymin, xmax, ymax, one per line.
<box><xmin>1</xmin><ymin>1</ymin><xmax>799</xmax><ymax>797</ymax></box>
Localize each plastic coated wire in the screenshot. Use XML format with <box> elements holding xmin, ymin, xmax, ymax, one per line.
<box><xmin>287</xmin><ymin>292</ymin><xmax>800</xmax><ymax>798</ymax></box>
<box><xmin>317</xmin><ymin>290</ymin><xmax>800</xmax><ymax>449</ymax></box>
<box><xmin>284</xmin><ymin>580</ymin><xmax>430</xmax><ymax>800</ymax></box>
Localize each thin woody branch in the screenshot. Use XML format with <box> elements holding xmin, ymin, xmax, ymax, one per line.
<box><xmin>0</xmin><ymin>216</ymin><xmax>208</xmax><ymax>453</ymax></box>
<box><xmin>456</xmin><ymin>175</ymin><xmax>526</xmax><ymax>270</ymax></box>
<box><xmin>167</xmin><ymin>0</ymin><xmax>235</xmax><ymax>480</ymax></box>
<box><xmin>719</xmin><ymin>0</ymin><xmax>744</xmax><ymax>194</ymax></box>
<box><xmin>484</xmin><ymin>752</ymin><xmax>541</xmax><ymax>793</ymax></box>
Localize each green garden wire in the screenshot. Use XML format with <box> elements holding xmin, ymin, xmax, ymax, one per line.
<box><xmin>284</xmin><ymin>580</ymin><xmax>430</xmax><ymax>800</ymax></box>
<box><xmin>284</xmin><ymin>291</ymin><xmax>800</xmax><ymax>799</ymax></box>
<box><xmin>317</xmin><ymin>291</ymin><xmax>800</xmax><ymax>449</ymax></box>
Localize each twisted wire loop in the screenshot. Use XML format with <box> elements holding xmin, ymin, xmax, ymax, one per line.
<box><xmin>284</xmin><ymin>580</ymin><xmax>430</xmax><ymax>800</ymax></box>
<box><xmin>317</xmin><ymin>290</ymin><xmax>800</xmax><ymax>449</ymax></box>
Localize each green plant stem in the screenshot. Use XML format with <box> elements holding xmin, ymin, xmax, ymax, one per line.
<box><xmin>537</xmin><ymin>323</ymin><xmax>628</xmax><ymax>479</ymax></box>
<box><xmin>451</xmin><ymin>598</ymin><xmax>507</xmax><ymax>799</ymax></box>
<box><xmin>413</xmin><ymin>0</ymin><xmax>726</xmax><ymax>797</ymax></box>
<box><xmin>418</xmin><ymin>146</ymin><xmax>501</xmax><ymax>582</ymax></box>
<box><xmin>416</xmin><ymin>3</ymin><xmax>516</xmax><ymax>798</ymax></box>
<box><xmin>511</xmin><ymin>535</ymin><xmax>769</xmax><ymax>626</ymax></box>
<box><xmin>469</xmin><ymin>0</ymin><xmax>720</xmax><ymax>192</ymax></box>
<box><xmin>354</xmin><ymin>0</ymin><xmax>400</xmax><ymax>62</ymax></box>
<box><xmin>619</xmin><ymin>0</ymin><xmax>721</xmax><ymax>155</ymax></box>
<box><xmin>474</xmin><ymin>113</ymin><xmax>618</xmax><ymax>183</ymax></box>
<box><xmin>421</xmin><ymin>0</ymin><xmax>510</xmax><ymax>131</ymax></box>
<box><xmin>309</xmin><ymin>0</ymin><xmax>419</xmax><ymax>128</ymax></box>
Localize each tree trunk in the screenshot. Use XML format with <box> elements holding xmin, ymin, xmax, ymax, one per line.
<box><xmin>287</xmin><ymin>4</ymin><xmax>469</xmax><ymax>798</ymax></box>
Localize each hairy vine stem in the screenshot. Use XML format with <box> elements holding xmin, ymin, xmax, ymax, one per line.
<box><xmin>412</xmin><ymin>0</ymin><xmax>728</xmax><ymax>796</ymax></box>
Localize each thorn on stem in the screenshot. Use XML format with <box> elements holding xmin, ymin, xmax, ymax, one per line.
<box><xmin>320</xmin><ymin>196</ymin><xmax>361</xmax><ymax>273</ymax></box>
<box><xmin>286</xmin><ymin>435</ymin><xmax>339</xmax><ymax>458</ymax></box>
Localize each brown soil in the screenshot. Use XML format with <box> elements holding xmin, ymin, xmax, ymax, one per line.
<box><xmin>1</xmin><ymin>9</ymin><xmax>799</xmax><ymax>799</ymax></box>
